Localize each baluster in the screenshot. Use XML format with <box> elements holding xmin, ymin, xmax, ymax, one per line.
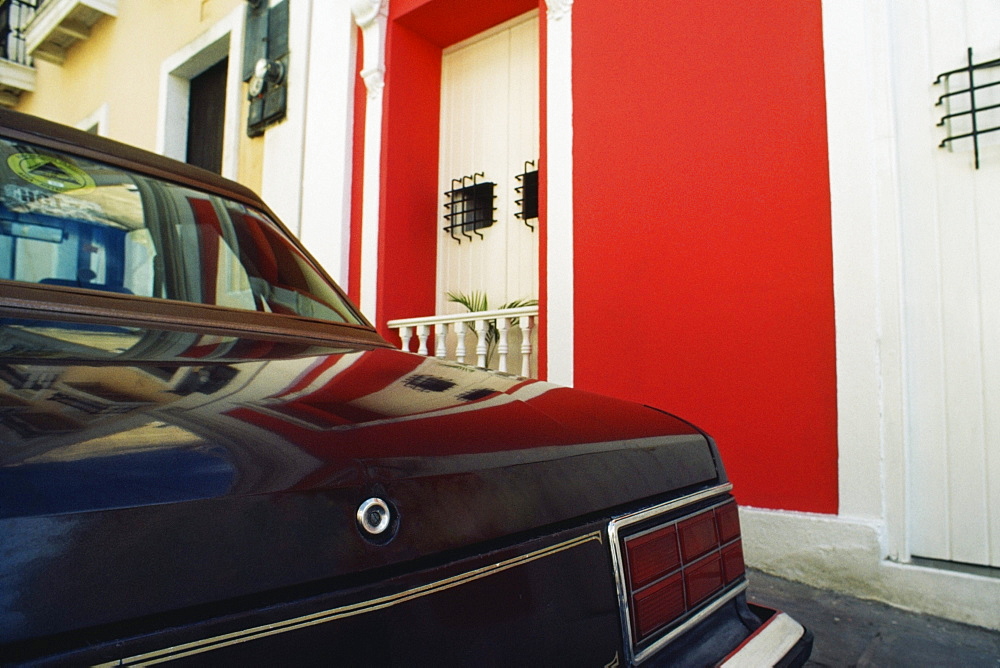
<box><xmin>520</xmin><ymin>315</ymin><xmax>534</xmax><ymax>377</ymax></box>
<box><xmin>399</xmin><ymin>325</ymin><xmax>412</xmax><ymax>352</ymax></box>
<box><xmin>475</xmin><ymin>318</ymin><xmax>488</xmax><ymax>368</ymax></box>
<box><xmin>456</xmin><ymin>320</ymin><xmax>467</xmax><ymax>363</ymax></box>
<box><xmin>417</xmin><ymin>324</ymin><xmax>430</xmax><ymax>356</ymax></box>
<box><xmin>497</xmin><ymin>317</ymin><xmax>510</xmax><ymax>373</ymax></box>
<box><xmin>435</xmin><ymin>322</ymin><xmax>449</xmax><ymax>359</ymax></box>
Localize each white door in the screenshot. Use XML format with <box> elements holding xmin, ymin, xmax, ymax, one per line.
<box><xmin>898</xmin><ymin>2</ymin><xmax>1000</xmax><ymax>567</ymax></box>
<box><xmin>436</xmin><ymin>13</ymin><xmax>539</xmax><ymax>314</ymax></box>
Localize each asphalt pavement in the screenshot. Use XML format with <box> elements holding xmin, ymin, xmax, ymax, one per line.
<box><xmin>746</xmin><ymin>569</ymin><xmax>1000</xmax><ymax>667</ymax></box>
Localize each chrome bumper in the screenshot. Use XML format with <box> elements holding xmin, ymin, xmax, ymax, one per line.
<box><xmin>719</xmin><ymin>605</ymin><xmax>812</xmax><ymax>667</ymax></box>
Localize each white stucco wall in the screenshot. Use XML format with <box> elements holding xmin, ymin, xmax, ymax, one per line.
<box><xmin>741</xmin><ymin>0</ymin><xmax>1000</xmax><ymax>631</ymax></box>
<box><xmin>261</xmin><ymin>0</ymin><xmax>355</xmax><ymax>290</ymax></box>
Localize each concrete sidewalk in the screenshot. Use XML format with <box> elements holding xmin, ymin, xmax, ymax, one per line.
<box><xmin>746</xmin><ymin>569</ymin><xmax>1000</xmax><ymax>667</ymax></box>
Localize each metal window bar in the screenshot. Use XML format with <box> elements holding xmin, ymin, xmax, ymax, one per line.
<box><xmin>0</xmin><ymin>0</ymin><xmax>37</xmax><ymax>66</ymax></box>
<box><xmin>515</xmin><ymin>160</ymin><xmax>538</xmax><ymax>231</ymax></box>
<box><xmin>443</xmin><ymin>173</ymin><xmax>496</xmax><ymax>243</ymax></box>
<box><xmin>935</xmin><ymin>47</ymin><xmax>1000</xmax><ymax>169</ymax></box>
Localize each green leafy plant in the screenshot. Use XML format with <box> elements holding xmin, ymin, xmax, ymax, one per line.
<box><xmin>446</xmin><ymin>291</ymin><xmax>538</xmax><ymax>364</ymax></box>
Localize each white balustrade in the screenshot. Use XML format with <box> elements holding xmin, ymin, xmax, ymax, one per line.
<box><xmin>519</xmin><ymin>314</ymin><xmax>534</xmax><ymax>378</ymax></box>
<box><xmin>474</xmin><ymin>318</ymin><xmax>488</xmax><ymax>368</ymax></box>
<box><xmin>496</xmin><ymin>316</ymin><xmax>509</xmax><ymax>373</ymax></box>
<box><xmin>416</xmin><ymin>324</ymin><xmax>430</xmax><ymax>356</ymax></box>
<box><xmin>387</xmin><ymin>306</ymin><xmax>539</xmax><ymax>377</ymax></box>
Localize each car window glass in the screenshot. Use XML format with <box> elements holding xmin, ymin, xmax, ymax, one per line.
<box><xmin>0</xmin><ymin>138</ymin><xmax>364</xmax><ymax>326</ymax></box>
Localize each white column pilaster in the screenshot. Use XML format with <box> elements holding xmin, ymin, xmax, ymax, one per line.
<box><xmin>351</xmin><ymin>0</ymin><xmax>388</xmax><ymax>321</ymax></box>
<box><xmin>296</xmin><ymin>0</ymin><xmax>356</xmax><ymax>288</ymax></box>
<box><xmin>544</xmin><ymin>0</ymin><xmax>573</xmax><ymax>386</ymax></box>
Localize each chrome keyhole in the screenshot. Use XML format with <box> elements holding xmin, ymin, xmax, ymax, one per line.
<box><xmin>357</xmin><ymin>497</ymin><xmax>391</xmax><ymax>535</ymax></box>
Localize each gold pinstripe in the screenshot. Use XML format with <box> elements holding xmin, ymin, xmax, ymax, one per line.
<box><xmin>95</xmin><ymin>531</ymin><xmax>604</xmax><ymax>666</ymax></box>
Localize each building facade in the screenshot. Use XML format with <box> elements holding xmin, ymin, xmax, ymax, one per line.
<box><xmin>3</xmin><ymin>0</ymin><xmax>998</xmax><ymax>630</ymax></box>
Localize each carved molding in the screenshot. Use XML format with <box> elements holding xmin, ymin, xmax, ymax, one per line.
<box><xmin>351</xmin><ymin>0</ymin><xmax>388</xmax><ymax>99</ymax></box>
<box><xmin>361</xmin><ymin>68</ymin><xmax>385</xmax><ymax>99</ymax></box>
<box><xmin>545</xmin><ymin>0</ymin><xmax>573</xmax><ymax>21</ymax></box>
<box><xmin>350</xmin><ymin>0</ymin><xmax>387</xmax><ymax>29</ymax></box>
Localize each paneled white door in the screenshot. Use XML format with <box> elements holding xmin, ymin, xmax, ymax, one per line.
<box><xmin>436</xmin><ymin>13</ymin><xmax>539</xmax><ymax>314</ymax></box>
<box><xmin>897</xmin><ymin>1</ymin><xmax>1000</xmax><ymax>567</ymax></box>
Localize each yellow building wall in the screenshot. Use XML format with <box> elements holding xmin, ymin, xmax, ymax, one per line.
<box><xmin>236</xmin><ymin>96</ymin><xmax>264</xmax><ymax>196</ymax></box>
<box><xmin>14</xmin><ymin>0</ymin><xmax>263</xmax><ymax>192</ymax></box>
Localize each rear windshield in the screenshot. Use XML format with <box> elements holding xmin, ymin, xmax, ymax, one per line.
<box><xmin>0</xmin><ymin>137</ymin><xmax>365</xmax><ymax>326</ymax></box>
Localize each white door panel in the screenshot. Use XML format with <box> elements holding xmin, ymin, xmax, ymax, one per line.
<box><xmin>901</xmin><ymin>0</ymin><xmax>1000</xmax><ymax>567</ymax></box>
<box><xmin>437</xmin><ymin>14</ymin><xmax>539</xmax><ymax>314</ymax></box>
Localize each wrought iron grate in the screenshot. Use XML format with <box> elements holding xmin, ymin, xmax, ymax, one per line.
<box><xmin>443</xmin><ymin>173</ymin><xmax>495</xmax><ymax>243</ymax></box>
<box><xmin>402</xmin><ymin>374</ymin><xmax>456</xmax><ymax>393</ymax></box>
<box><xmin>935</xmin><ymin>47</ymin><xmax>1000</xmax><ymax>169</ymax></box>
<box><xmin>515</xmin><ymin>160</ymin><xmax>538</xmax><ymax>231</ymax></box>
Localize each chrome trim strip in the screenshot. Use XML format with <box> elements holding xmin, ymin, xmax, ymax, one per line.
<box><xmin>606</xmin><ymin>483</ymin><xmax>736</xmax><ymax>665</ymax></box>
<box><xmin>636</xmin><ymin>581</ymin><xmax>748</xmax><ymax>664</ymax></box>
<box><xmin>609</xmin><ymin>483</ymin><xmax>733</xmax><ymax>533</ymax></box>
<box><xmin>95</xmin><ymin>531</ymin><xmax>603</xmax><ymax>667</ymax></box>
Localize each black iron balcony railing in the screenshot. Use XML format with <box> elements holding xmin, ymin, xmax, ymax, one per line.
<box><xmin>0</xmin><ymin>0</ymin><xmax>39</xmax><ymax>66</ymax></box>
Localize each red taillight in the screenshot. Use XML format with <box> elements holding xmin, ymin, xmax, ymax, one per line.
<box><xmin>721</xmin><ymin>540</ymin><xmax>745</xmax><ymax>583</ymax></box>
<box><xmin>716</xmin><ymin>501</ymin><xmax>741</xmax><ymax>542</ymax></box>
<box><xmin>626</xmin><ymin>524</ymin><xmax>680</xmax><ymax>589</ymax></box>
<box><xmin>623</xmin><ymin>499</ymin><xmax>744</xmax><ymax>641</ymax></box>
<box><xmin>632</xmin><ymin>572</ymin><xmax>685</xmax><ymax>637</ymax></box>
<box><xmin>678</xmin><ymin>512</ymin><xmax>718</xmax><ymax>562</ymax></box>
<box><xmin>684</xmin><ymin>553</ymin><xmax>723</xmax><ymax>608</ymax></box>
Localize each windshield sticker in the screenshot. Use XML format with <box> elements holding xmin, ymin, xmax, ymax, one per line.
<box><xmin>7</xmin><ymin>153</ymin><xmax>96</xmax><ymax>194</ymax></box>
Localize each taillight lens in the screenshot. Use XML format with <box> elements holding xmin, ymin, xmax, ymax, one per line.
<box><xmin>626</xmin><ymin>524</ymin><xmax>680</xmax><ymax>589</ymax></box>
<box><xmin>716</xmin><ymin>500</ymin><xmax>741</xmax><ymax>542</ymax></box>
<box><xmin>684</xmin><ymin>553</ymin><xmax>724</xmax><ymax>608</ymax></box>
<box><xmin>678</xmin><ymin>511</ymin><xmax>718</xmax><ymax>562</ymax></box>
<box><xmin>632</xmin><ymin>572</ymin><xmax>685</xmax><ymax>638</ymax></box>
<box><xmin>622</xmin><ymin>499</ymin><xmax>744</xmax><ymax>641</ymax></box>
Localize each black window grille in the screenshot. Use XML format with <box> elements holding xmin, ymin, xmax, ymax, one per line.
<box><xmin>402</xmin><ymin>374</ymin><xmax>456</xmax><ymax>393</ymax></box>
<box><xmin>49</xmin><ymin>392</ymin><xmax>109</xmax><ymax>415</ymax></box>
<box><xmin>457</xmin><ymin>388</ymin><xmax>496</xmax><ymax>402</ymax></box>
<box><xmin>935</xmin><ymin>47</ymin><xmax>1000</xmax><ymax>169</ymax></box>
<box><xmin>0</xmin><ymin>364</ymin><xmax>53</xmax><ymax>390</ymax></box>
<box><xmin>443</xmin><ymin>173</ymin><xmax>495</xmax><ymax>243</ymax></box>
<box><xmin>515</xmin><ymin>161</ymin><xmax>538</xmax><ymax>230</ymax></box>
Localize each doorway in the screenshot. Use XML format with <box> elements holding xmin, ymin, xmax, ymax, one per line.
<box><xmin>436</xmin><ymin>13</ymin><xmax>539</xmax><ymax>315</ymax></box>
<box><xmin>186</xmin><ymin>57</ymin><xmax>229</xmax><ymax>174</ymax></box>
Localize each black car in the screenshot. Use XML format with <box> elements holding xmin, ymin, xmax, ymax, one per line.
<box><xmin>0</xmin><ymin>109</ymin><xmax>811</xmax><ymax>666</ymax></box>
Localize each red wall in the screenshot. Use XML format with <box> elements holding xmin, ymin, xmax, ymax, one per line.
<box><xmin>366</xmin><ymin>0</ymin><xmax>835</xmax><ymax>513</ymax></box>
<box><xmin>349</xmin><ymin>33</ymin><xmax>365</xmax><ymax>307</ymax></box>
<box><xmin>376</xmin><ymin>19</ymin><xmax>441</xmax><ymax>339</ymax></box>
<box><xmin>571</xmin><ymin>1</ymin><xmax>838</xmax><ymax>513</ymax></box>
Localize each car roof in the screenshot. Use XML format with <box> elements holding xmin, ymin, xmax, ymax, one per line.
<box><xmin>0</xmin><ymin>108</ymin><xmax>266</xmax><ymax>211</ymax></box>
<box><xmin>0</xmin><ymin>108</ymin><xmax>383</xmax><ymax>341</ymax></box>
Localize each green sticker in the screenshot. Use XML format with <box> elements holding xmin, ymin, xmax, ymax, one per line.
<box><xmin>7</xmin><ymin>153</ymin><xmax>95</xmax><ymax>193</ymax></box>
